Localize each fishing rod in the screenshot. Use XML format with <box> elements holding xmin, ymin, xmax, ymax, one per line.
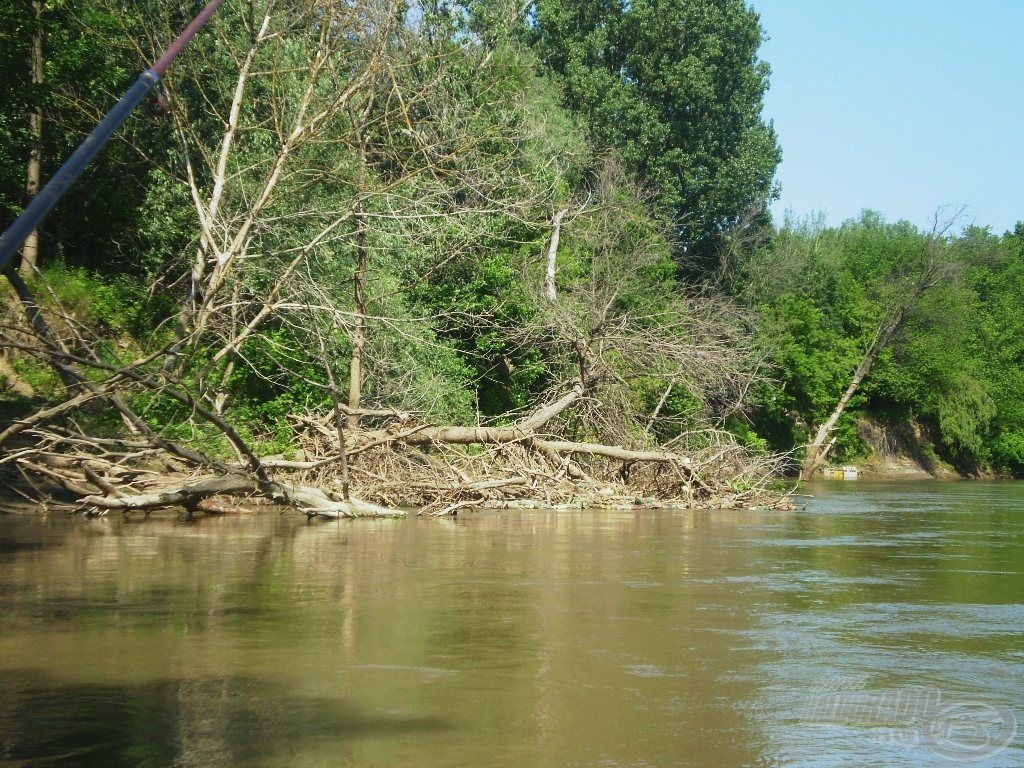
<box><xmin>0</xmin><ymin>0</ymin><xmax>226</xmax><ymax>272</ymax></box>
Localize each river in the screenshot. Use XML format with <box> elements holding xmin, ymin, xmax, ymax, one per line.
<box><xmin>0</xmin><ymin>481</ymin><xmax>1020</xmax><ymax>767</ymax></box>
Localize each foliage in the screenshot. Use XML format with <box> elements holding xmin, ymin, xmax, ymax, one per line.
<box><xmin>745</xmin><ymin>213</ymin><xmax>1024</xmax><ymax>475</ymax></box>
<box><xmin>0</xmin><ymin>1</ymin><xmax>158</xmax><ymax>272</ymax></box>
<box><xmin>2</xmin><ymin>1</ymin><xmax>1021</xmax><ymax>485</ymax></box>
<box><xmin>529</xmin><ymin>0</ymin><xmax>780</xmax><ymax>267</ymax></box>
<box><xmin>30</xmin><ymin>261</ymin><xmax>174</xmax><ymax>338</ymax></box>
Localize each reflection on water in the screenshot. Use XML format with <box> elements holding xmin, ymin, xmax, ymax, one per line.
<box><xmin>0</xmin><ymin>481</ymin><xmax>1021</xmax><ymax>767</ymax></box>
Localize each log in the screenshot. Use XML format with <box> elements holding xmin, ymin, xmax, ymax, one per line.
<box><xmin>534</xmin><ymin>439</ymin><xmax>690</xmax><ymax>465</ymax></box>
<box><xmin>545</xmin><ymin>208</ymin><xmax>568</xmax><ymax>301</ymax></box>
<box><xmin>81</xmin><ymin>475</ymin><xmax>254</xmax><ymax>511</ymax></box>
<box><xmin>79</xmin><ymin>474</ymin><xmax>405</xmax><ymax>519</ymax></box>
<box><xmin>265</xmin><ymin>482</ymin><xmax>404</xmax><ymax>519</ymax></box>
<box><xmin>362</xmin><ymin>428</ymin><xmax>692</xmax><ymax>467</ymax></box>
<box><xmin>298</xmin><ymin>379</ymin><xmax>696</xmax><ymax>475</ymax></box>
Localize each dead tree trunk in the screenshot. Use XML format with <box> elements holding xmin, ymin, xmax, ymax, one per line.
<box><xmin>311</xmin><ymin>379</ymin><xmax>698</xmax><ymax>473</ymax></box>
<box><xmin>544</xmin><ymin>208</ymin><xmax>567</xmax><ymax>301</ymax></box>
<box><xmin>348</xmin><ymin>136</ymin><xmax>369</xmax><ymax>429</ymax></box>
<box><xmin>801</xmin><ymin>339</ymin><xmax>883</xmax><ymax>480</ymax></box>
<box><xmin>78</xmin><ymin>476</ymin><xmax>402</xmax><ymax>519</ymax></box>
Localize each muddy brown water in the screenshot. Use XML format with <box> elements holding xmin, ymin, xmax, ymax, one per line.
<box><xmin>0</xmin><ymin>481</ymin><xmax>1021</xmax><ymax>767</ymax></box>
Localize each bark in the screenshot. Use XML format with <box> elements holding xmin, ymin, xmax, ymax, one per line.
<box><xmin>645</xmin><ymin>381</ymin><xmax>674</xmax><ymax>433</ymax></box>
<box><xmin>533</xmin><ymin>440</ymin><xmax>689</xmax><ymax>464</ymax></box>
<box><xmin>544</xmin><ymin>208</ymin><xmax>567</xmax><ymax>301</ymax></box>
<box><xmin>346</xmin><ymin>381</ymin><xmax>585</xmax><ymax>449</ymax></box>
<box><xmin>348</xmin><ymin>137</ymin><xmax>369</xmax><ymax>429</ymax></box>
<box><xmin>20</xmin><ymin>0</ymin><xmax>44</xmax><ymax>275</ymax></box>
<box><xmin>518</xmin><ymin>381</ymin><xmax>586</xmax><ymax>431</ymax></box>
<box><xmin>386</xmin><ymin>428</ymin><xmax>688</xmax><ymax>465</ymax></box>
<box><xmin>325</xmin><ymin>380</ymin><xmax>695</xmax><ymax>470</ymax></box>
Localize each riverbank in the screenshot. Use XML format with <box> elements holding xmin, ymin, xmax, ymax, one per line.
<box><xmin>848</xmin><ymin>417</ymin><xmax>996</xmax><ymax>480</ymax></box>
<box><xmin>852</xmin><ymin>455</ymin><xmax>959</xmax><ymax>480</ymax></box>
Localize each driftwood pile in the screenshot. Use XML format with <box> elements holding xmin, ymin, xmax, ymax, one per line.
<box><xmin>1</xmin><ymin>390</ymin><xmax>789</xmax><ymax>519</ymax></box>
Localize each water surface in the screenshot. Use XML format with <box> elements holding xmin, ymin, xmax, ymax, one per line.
<box><xmin>0</xmin><ymin>481</ymin><xmax>1021</xmax><ymax>767</ymax></box>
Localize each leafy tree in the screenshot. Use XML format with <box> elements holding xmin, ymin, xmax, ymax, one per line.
<box><xmin>746</xmin><ymin>212</ymin><xmax>1024</xmax><ymax>478</ymax></box>
<box><xmin>748</xmin><ymin>212</ymin><xmax>963</xmax><ymax>475</ymax></box>
<box><xmin>964</xmin><ymin>229</ymin><xmax>1024</xmax><ymax>474</ymax></box>
<box><xmin>0</xmin><ymin>1</ymin><xmax>153</xmax><ymax>274</ymax></box>
<box><xmin>529</xmin><ymin>0</ymin><xmax>780</xmax><ymax>267</ymax></box>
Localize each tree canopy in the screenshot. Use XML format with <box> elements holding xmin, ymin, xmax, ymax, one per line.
<box><xmin>530</xmin><ymin>0</ymin><xmax>781</xmax><ymax>267</ymax></box>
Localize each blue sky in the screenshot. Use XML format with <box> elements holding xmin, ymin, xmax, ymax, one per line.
<box><xmin>751</xmin><ymin>0</ymin><xmax>1024</xmax><ymax>234</ymax></box>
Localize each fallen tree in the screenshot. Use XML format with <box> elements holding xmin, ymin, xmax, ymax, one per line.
<box><xmin>0</xmin><ymin>190</ymin><xmax>786</xmax><ymax>519</ymax></box>
<box><xmin>78</xmin><ymin>476</ymin><xmax>402</xmax><ymax>519</ymax></box>
<box><xmin>0</xmin><ymin>403</ymin><xmax>784</xmax><ymax>519</ymax></box>
<box><xmin>0</xmin><ymin>178</ymin><xmax>787</xmax><ymax>519</ymax></box>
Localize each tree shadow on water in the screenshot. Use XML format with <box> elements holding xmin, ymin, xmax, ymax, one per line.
<box><xmin>0</xmin><ymin>670</ymin><xmax>450</xmax><ymax>767</ymax></box>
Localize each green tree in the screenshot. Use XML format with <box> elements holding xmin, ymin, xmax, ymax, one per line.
<box><xmin>529</xmin><ymin>0</ymin><xmax>780</xmax><ymax>267</ymax></box>
<box><xmin>747</xmin><ymin>212</ymin><xmax>964</xmax><ymax>476</ymax></box>
<box><xmin>963</xmin><ymin>228</ymin><xmax>1024</xmax><ymax>474</ymax></box>
<box><xmin>0</xmin><ymin>1</ymin><xmax>150</xmax><ymax>274</ymax></box>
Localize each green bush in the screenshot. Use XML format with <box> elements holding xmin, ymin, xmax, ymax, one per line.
<box><xmin>33</xmin><ymin>262</ymin><xmax>175</xmax><ymax>340</ymax></box>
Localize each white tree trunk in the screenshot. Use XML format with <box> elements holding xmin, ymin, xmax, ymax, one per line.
<box><xmin>544</xmin><ymin>209</ymin><xmax>567</xmax><ymax>301</ymax></box>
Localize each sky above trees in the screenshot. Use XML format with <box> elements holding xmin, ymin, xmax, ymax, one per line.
<box><xmin>754</xmin><ymin>0</ymin><xmax>1024</xmax><ymax>234</ymax></box>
